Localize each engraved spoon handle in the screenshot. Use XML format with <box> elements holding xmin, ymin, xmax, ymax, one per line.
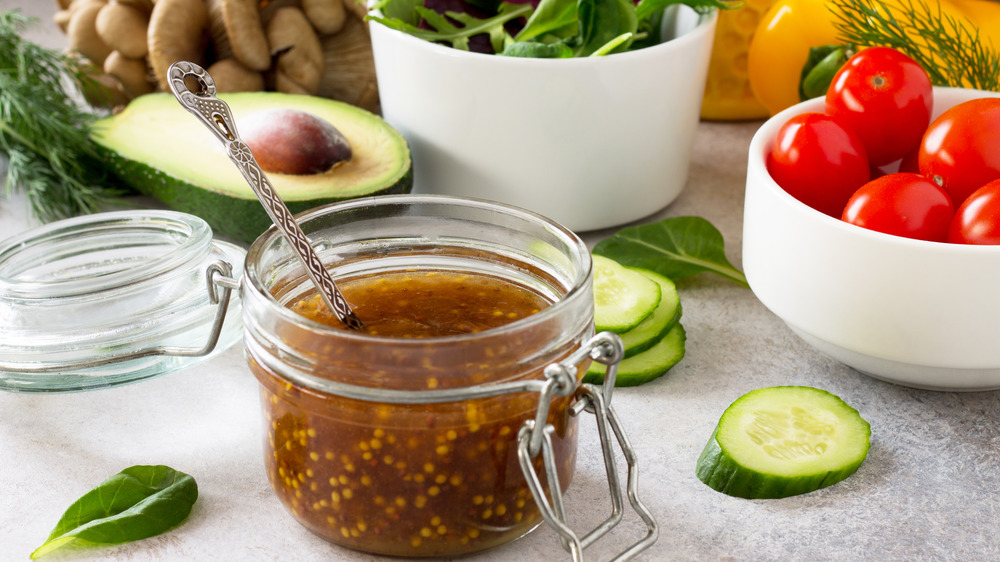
<box><xmin>167</xmin><ymin>61</ymin><xmax>364</xmax><ymax>330</ymax></box>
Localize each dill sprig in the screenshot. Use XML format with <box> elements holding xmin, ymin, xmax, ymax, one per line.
<box><xmin>0</xmin><ymin>10</ymin><xmax>124</xmax><ymax>223</ymax></box>
<box><xmin>829</xmin><ymin>0</ymin><xmax>1000</xmax><ymax>91</ymax></box>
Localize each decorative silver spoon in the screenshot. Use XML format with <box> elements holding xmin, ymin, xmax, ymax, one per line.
<box><xmin>167</xmin><ymin>61</ymin><xmax>364</xmax><ymax>331</ymax></box>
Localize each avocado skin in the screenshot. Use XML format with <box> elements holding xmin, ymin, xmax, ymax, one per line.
<box><xmin>91</xmin><ymin>92</ymin><xmax>414</xmax><ymax>244</ymax></box>
<box><xmin>99</xmin><ymin>146</ymin><xmax>414</xmax><ymax>243</ymax></box>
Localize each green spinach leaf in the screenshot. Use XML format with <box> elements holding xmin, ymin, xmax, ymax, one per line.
<box><xmin>589</xmin><ymin>32</ymin><xmax>634</xmax><ymax>56</ymax></box>
<box><xmin>631</xmin><ymin>5</ymin><xmax>667</xmax><ymax>49</ymax></box>
<box><xmin>592</xmin><ymin>216</ymin><xmax>748</xmax><ymax>287</ymax></box>
<box><xmin>366</xmin><ymin>3</ymin><xmax>532</xmax><ymax>51</ymax></box>
<box><xmin>502</xmin><ymin>41</ymin><xmax>575</xmax><ymax>57</ymax></box>
<box><xmin>370</xmin><ymin>0</ymin><xmax>423</xmax><ymax>25</ymax></box>
<box><xmin>370</xmin><ymin>0</ymin><xmax>734</xmax><ymax>57</ymax></box>
<box><xmin>514</xmin><ymin>0</ymin><xmax>578</xmax><ymax>43</ymax></box>
<box><xmin>636</xmin><ymin>0</ymin><xmax>732</xmax><ymax>20</ymax></box>
<box><xmin>31</xmin><ymin>465</ymin><xmax>198</xmax><ymax>559</ymax></box>
<box><xmin>575</xmin><ymin>0</ymin><xmax>637</xmax><ymax>56</ymax></box>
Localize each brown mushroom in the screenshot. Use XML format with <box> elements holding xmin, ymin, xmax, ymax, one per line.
<box><xmin>67</xmin><ymin>0</ymin><xmax>113</xmax><ymax>67</ymax></box>
<box><xmin>54</xmin><ymin>9</ymin><xmax>73</xmax><ymax>33</ymax></box>
<box><xmin>104</xmin><ymin>50</ymin><xmax>154</xmax><ymax>98</ymax></box>
<box><xmin>318</xmin><ymin>16</ymin><xmax>379</xmax><ymax>112</ymax></box>
<box><xmin>341</xmin><ymin>0</ymin><xmax>368</xmax><ymax>21</ymax></box>
<box><xmin>207</xmin><ymin>58</ymin><xmax>265</xmax><ymax>92</ymax></box>
<box><xmin>147</xmin><ymin>0</ymin><xmax>209</xmax><ymax>91</ymax></box>
<box><xmin>267</xmin><ymin>6</ymin><xmax>323</xmax><ymax>95</ymax></box>
<box><xmin>95</xmin><ymin>1</ymin><xmax>149</xmax><ymax>59</ymax></box>
<box><xmin>117</xmin><ymin>0</ymin><xmax>154</xmax><ymax>12</ymax></box>
<box><xmin>302</xmin><ymin>0</ymin><xmax>347</xmax><ymax>35</ymax></box>
<box><xmin>75</xmin><ymin>57</ymin><xmax>131</xmax><ymax>108</ymax></box>
<box><xmin>206</xmin><ymin>0</ymin><xmax>271</xmax><ymax>72</ymax></box>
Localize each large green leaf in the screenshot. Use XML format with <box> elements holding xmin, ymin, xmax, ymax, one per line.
<box><xmin>592</xmin><ymin>216</ymin><xmax>748</xmax><ymax>287</ymax></box>
<box><xmin>32</xmin><ymin>465</ymin><xmax>198</xmax><ymax>559</ymax></box>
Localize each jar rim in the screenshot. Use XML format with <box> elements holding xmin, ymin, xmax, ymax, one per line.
<box><xmin>244</xmin><ymin>194</ymin><xmax>592</xmax><ymax>346</ymax></box>
<box><xmin>0</xmin><ymin>210</ymin><xmax>212</xmax><ymax>299</ymax></box>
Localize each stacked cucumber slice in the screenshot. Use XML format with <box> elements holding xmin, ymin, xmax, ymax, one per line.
<box><xmin>587</xmin><ymin>255</ymin><xmax>686</xmax><ymax>387</ymax></box>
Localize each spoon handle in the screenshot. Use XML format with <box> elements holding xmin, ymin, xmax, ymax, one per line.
<box><xmin>167</xmin><ymin>61</ymin><xmax>364</xmax><ymax>330</ymax></box>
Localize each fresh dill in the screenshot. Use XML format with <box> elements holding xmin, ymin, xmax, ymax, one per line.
<box><xmin>829</xmin><ymin>0</ymin><xmax>1000</xmax><ymax>91</ymax></box>
<box><xmin>0</xmin><ymin>10</ymin><xmax>124</xmax><ymax>223</ymax></box>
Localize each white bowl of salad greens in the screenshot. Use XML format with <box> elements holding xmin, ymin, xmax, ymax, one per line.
<box><xmin>366</xmin><ymin>0</ymin><xmax>718</xmax><ymax>232</ymax></box>
<box><xmin>743</xmin><ymin>87</ymin><xmax>1000</xmax><ymax>391</ymax></box>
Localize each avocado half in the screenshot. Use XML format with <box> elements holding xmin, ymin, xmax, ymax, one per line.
<box><xmin>91</xmin><ymin>92</ymin><xmax>413</xmax><ymax>243</ymax></box>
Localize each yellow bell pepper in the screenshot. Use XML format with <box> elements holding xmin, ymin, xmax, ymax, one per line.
<box><xmin>747</xmin><ymin>0</ymin><xmax>999</xmax><ymax>116</ymax></box>
<box><xmin>746</xmin><ymin>0</ymin><xmax>839</xmax><ymax>116</ymax></box>
<box><xmin>959</xmin><ymin>0</ymin><xmax>1000</xmax><ymax>41</ymax></box>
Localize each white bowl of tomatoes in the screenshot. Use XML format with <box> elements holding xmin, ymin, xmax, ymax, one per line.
<box><xmin>743</xmin><ymin>48</ymin><xmax>1000</xmax><ymax>391</ymax></box>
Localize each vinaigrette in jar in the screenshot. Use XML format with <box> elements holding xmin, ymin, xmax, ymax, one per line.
<box><xmin>242</xmin><ymin>196</ymin><xmax>594</xmax><ymax>557</ymax></box>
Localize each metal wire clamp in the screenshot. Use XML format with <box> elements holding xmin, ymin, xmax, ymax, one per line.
<box><xmin>517</xmin><ymin>331</ymin><xmax>659</xmax><ymax>561</ymax></box>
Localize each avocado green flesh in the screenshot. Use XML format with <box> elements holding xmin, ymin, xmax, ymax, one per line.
<box><xmin>91</xmin><ymin>92</ymin><xmax>413</xmax><ymax>242</ymax></box>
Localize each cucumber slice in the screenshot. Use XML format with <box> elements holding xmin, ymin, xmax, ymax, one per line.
<box><xmin>584</xmin><ymin>323</ymin><xmax>686</xmax><ymax>387</ymax></box>
<box><xmin>696</xmin><ymin>386</ymin><xmax>871</xmax><ymax>499</ymax></box>
<box><xmin>620</xmin><ymin>268</ymin><xmax>681</xmax><ymax>358</ymax></box>
<box><xmin>592</xmin><ymin>255</ymin><xmax>660</xmax><ymax>333</ymax></box>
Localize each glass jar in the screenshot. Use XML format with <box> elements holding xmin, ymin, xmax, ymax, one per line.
<box><xmin>0</xmin><ymin>210</ymin><xmax>245</xmax><ymax>392</ymax></box>
<box><xmin>242</xmin><ymin>195</ymin><xmax>609</xmax><ymax>557</ymax></box>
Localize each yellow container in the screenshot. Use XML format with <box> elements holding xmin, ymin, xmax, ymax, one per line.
<box><xmin>700</xmin><ymin>0</ymin><xmax>777</xmax><ymax>121</ymax></box>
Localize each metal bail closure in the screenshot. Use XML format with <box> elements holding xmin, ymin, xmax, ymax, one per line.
<box><xmin>5</xmin><ymin>260</ymin><xmax>239</xmax><ymax>373</ymax></box>
<box><xmin>517</xmin><ymin>332</ymin><xmax>659</xmax><ymax>561</ymax></box>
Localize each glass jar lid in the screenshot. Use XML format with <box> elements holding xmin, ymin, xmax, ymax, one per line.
<box><xmin>0</xmin><ymin>210</ymin><xmax>245</xmax><ymax>392</ymax></box>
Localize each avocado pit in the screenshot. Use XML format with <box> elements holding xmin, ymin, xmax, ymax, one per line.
<box><xmin>240</xmin><ymin>109</ymin><xmax>352</xmax><ymax>175</ymax></box>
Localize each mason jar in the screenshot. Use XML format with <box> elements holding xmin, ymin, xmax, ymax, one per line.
<box><xmin>0</xmin><ymin>210</ymin><xmax>244</xmax><ymax>392</ymax></box>
<box><xmin>241</xmin><ymin>194</ymin><xmax>605</xmax><ymax>556</ymax></box>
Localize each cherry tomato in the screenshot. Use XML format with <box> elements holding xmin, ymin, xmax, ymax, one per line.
<box><xmin>825</xmin><ymin>47</ymin><xmax>933</xmax><ymax>166</ymax></box>
<box><xmin>766</xmin><ymin>112</ymin><xmax>870</xmax><ymax>217</ymax></box>
<box><xmin>842</xmin><ymin>172</ymin><xmax>954</xmax><ymax>242</ymax></box>
<box><xmin>948</xmin><ymin>179</ymin><xmax>1000</xmax><ymax>244</ymax></box>
<box><xmin>919</xmin><ymin>97</ymin><xmax>1000</xmax><ymax>206</ymax></box>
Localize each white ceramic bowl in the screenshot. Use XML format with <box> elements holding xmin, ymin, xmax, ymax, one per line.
<box><xmin>744</xmin><ymin>87</ymin><xmax>1000</xmax><ymax>391</ymax></box>
<box><xmin>368</xmin><ymin>7</ymin><xmax>717</xmax><ymax>232</ymax></box>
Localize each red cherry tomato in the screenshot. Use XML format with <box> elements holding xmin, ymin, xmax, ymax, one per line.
<box><xmin>919</xmin><ymin>97</ymin><xmax>1000</xmax><ymax>206</ymax></box>
<box><xmin>825</xmin><ymin>47</ymin><xmax>933</xmax><ymax>166</ymax></box>
<box><xmin>948</xmin><ymin>179</ymin><xmax>1000</xmax><ymax>244</ymax></box>
<box><xmin>767</xmin><ymin>112</ymin><xmax>870</xmax><ymax>217</ymax></box>
<box><xmin>842</xmin><ymin>172</ymin><xmax>954</xmax><ymax>242</ymax></box>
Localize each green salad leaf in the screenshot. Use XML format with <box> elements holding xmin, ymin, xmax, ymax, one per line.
<box><xmin>592</xmin><ymin>216</ymin><xmax>748</xmax><ymax>287</ymax></box>
<box><xmin>378</xmin><ymin>0</ymin><xmax>423</xmax><ymax>24</ymax></box>
<box><xmin>501</xmin><ymin>40</ymin><xmax>575</xmax><ymax>57</ymax></box>
<box><xmin>514</xmin><ymin>0</ymin><xmax>577</xmax><ymax>43</ymax></box>
<box><xmin>368</xmin><ymin>2</ymin><xmax>532</xmax><ymax>51</ymax></box>
<box><xmin>368</xmin><ymin>0</ymin><xmax>730</xmax><ymax>58</ymax></box>
<box><xmin>574</xmin><ymin>0</ymin><xmax>637</xmax><ymax>56</ymax></box>
<box><xmin>31</xmin><ymin>465</ymin><xmax>198</xmax><ymax>559</ymax></box>
<box><xmin>635</xmin><ymin>0</ymin><xmax>727</xmax><ymax>20</ymax></box>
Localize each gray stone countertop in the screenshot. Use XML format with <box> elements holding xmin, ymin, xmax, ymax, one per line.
<box><xmin>2</xmin><ymin>2</ymin><xmax>999</xmax><ymax>560</ymax></box>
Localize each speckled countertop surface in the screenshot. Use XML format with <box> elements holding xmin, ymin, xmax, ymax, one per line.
<box><xmin>2</xmin><ymin>2</ymin><xmax>999</xmax><ymax>560</ymax></box>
